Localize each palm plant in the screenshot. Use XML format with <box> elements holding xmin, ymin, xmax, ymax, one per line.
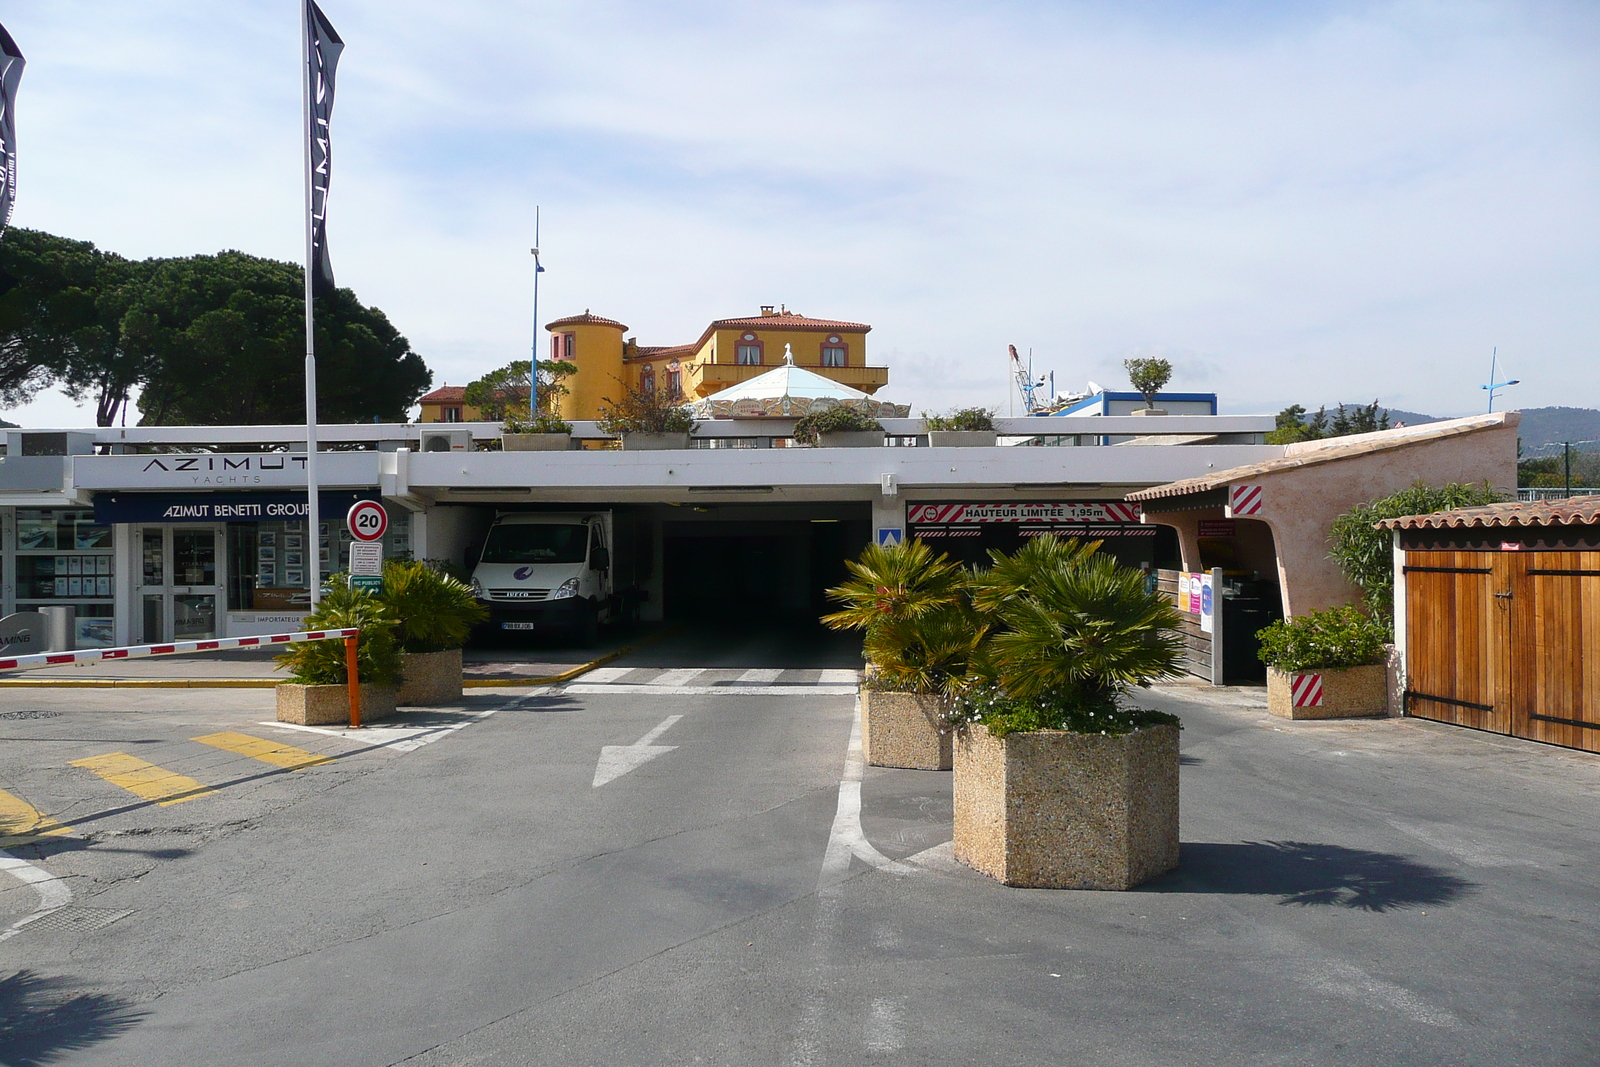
<box><xmin>862</xmin><ymin>600</ymin><xmax>989</xmax><ymax>696</ymax></box>
<box><xmin>275</xmin><ymin>581</ymin><xmax>403</xmax><ymax>686</ymax></box>
<box><xmin>821</xmin><ymin>538</ymin><xmax>967</xmax><ymax>633</ymax></box>
<box><xmin>378</xmin><ymin>559</ymin><xmax>487</xmax><ymax>653</ymax></box>
<box><xmin>969</xmin><ymin>534</ymin><xmax>1102</xmax><ymax>616</ymax></box>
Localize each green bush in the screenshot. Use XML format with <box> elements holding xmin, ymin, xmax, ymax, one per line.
<box><xmin>1255</xmin><ymin>605</ymin><xmax>1389</xmax><ymax>672</ymax></box>
<box><xmin>275</xmin><ymin>581</ymin><xmax>403</xmax><ymax>686</ymax></box>
<box><xmin>503</xmin><ymin>412</ymin><xmax>572</xmax><ymax>435</ymax></box>
<box><xmin>596</xmin><ymin>382</ymin><xmax>696</xmax><ymax>435</ymax></box>
<box><xmin>792</xmin><ymin>405</ymin><xmax>883</xmax><ymax>444</ymax></box>
<box><xmin>924</xmin><ymin>407</ymin><xmax>995</xmax><ymax>432</ymax></box>
<box><xmin>950</xmin><ymin>683</ymin><xmax>1179</xmax><ymax>738</ymax></box>
<box><xmin>1328</xmin><ymin>481</ymin><xmax>1502</xmax><ymax>623</ymax></box>
<box><xmin>378</xmin><ymin>559</ymin><xmax>487</xmax><ymax>653</ymax></box>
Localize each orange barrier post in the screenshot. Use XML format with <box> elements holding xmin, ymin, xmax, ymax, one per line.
<box><xmin>345</xmin><ymin>634</ymin><xmax>363</xmax><ymax>729</ymax></box>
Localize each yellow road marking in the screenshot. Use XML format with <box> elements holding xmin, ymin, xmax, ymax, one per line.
<box><xmin>0</xmin><ymin>787</ymin><xmax>72</xmax><ymax>847</ymax></box>
<box><xmin>69</xmin><ymin>753</ymin><xmax>214</xmax><ymax>806</ymax></box>
<box><xmin>191</xmin><ymin>731</ymin><xmax>332</xmax><ymax>770</ymax></box>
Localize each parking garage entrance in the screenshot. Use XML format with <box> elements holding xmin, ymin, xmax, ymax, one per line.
<box><xmin>904</xmin><ymin>501</ymin><xmax>1180</xmax><ymax>571</ymax></box>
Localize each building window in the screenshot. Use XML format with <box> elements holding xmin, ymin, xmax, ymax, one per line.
<box><xmin>735</xmin><ymin>332</ymin><xmax>763</xmax><ymax>365</ymax></box>
<box><xmin>552</xmin><ymin>333</ymin><xmax>576</xmax><ymax>360</ymax></box>
<box><xmin>666</xmin><ymin>368</ymin><xmax>682</xmax><ymax>397</ymax></box>
<box><xmin>822</xmin><ymin>346</ymin><xmax>846</xmax><ymax>367</ymax></box>
<box><xmin>443</xmin><ymin>407</ymin><xmax>462</xmax><ymax>422</ymax></box>
<box><xmin>640</xmin><ymin>366</ymin><xmax>656</xmax><ymax>394</ymax></box>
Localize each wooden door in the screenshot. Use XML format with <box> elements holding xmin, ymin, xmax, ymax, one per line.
<box><xmin>1511</xmin><ymin>551</ymin><xmax>1600</xmax><ymax>754</ymax></box>
<box><xmin>1403</xmin><ymin>551</ymin><xmax>1511</xmax><ymax>734</ymax></box>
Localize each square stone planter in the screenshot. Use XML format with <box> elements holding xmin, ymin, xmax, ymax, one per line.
<box><xmin>817</xmin><ymin>430</ymin><xmax>883</xmax><ymax>448</ymax></box>
<box><xmin>926</xmin><ymin>430</ymin><xmax>997</xmax><ymax>447</ymax></box>
<box><xmin>1267</xmin><ymin>664</ymin><xmax>1388</xmax><ymax>719</ymax></box>
<box><xmin>502</xmin><ymin>433</ymin><xmax>571</xmax><ymax>451</ymax></box>
<box><xmin>621</xmin><ymin>432</ymin><xmax>692</xmax><ymax>450</ymax></box>
<box><xmin>953</xmin><ymin>722</ymin><xmax>1179</xmax><ymax>890</ymax></box>
<box><xmin>861</xmin><ymin>689</ymin><xmax>951</xmax><ymax>770</ymax></box>
<box><xmin>276</xmin><ymin>683</ymin><xmax>398</xmax><ymax>726</ymax></box>
<box><xmin>397</xmin><ymin>648</ymin><xmax>463</xmax><ymax>706</ymax></box>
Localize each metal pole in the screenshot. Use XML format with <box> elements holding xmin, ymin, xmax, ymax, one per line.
<box><xmin>531</xmin><ymin>205</ymin><xmax>540</xmax><ymax>415</ymax></box>
<box><xmin>301</xmin><ymin>0</ymin><xmax>322</xmax><ymax>605</ymax></box>
<box><xmin>1565</xmin><ymin>442</ymin><xmax>1572</xmax><ymax>499</ymax></box>
<box><xmin>345</xmin><ymin>633</ymin><xmax>362</xmax><ymax>728</ymax></box>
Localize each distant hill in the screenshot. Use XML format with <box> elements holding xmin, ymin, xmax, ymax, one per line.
<box><xmin>1320</xmin><ymin>404</ymin><xmax>1600</xmax><ymax>454</ymax></box>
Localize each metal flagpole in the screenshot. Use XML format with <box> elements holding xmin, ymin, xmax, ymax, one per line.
<box><xmin>531</xmin><ymin>206</ymin><xmax>544</xmax><ymax>414</ymax></box>
<box><xmin>301</xmin><ymin>0</ymin><xmax>322</xmax><ymax>605</ymax></box>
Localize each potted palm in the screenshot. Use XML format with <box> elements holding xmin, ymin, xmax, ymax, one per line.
<box><xmin>793</xmin><ymin>405</ymin><xmax>884</xmax><ymax>447</ymax></box>
<box><xmin>823</xmin><ymin>539</ymin><xmax>981</xmax><ymax>770</ymax></box>
<box><xmin>274</xmin><ymin>583</ymin><xmax>403</xmax><ymax>725</ymax></box>
<box><xmin>924</xmin><ymin>407</ymin><xmax>998</xmax><ymax>447</ymax></box>
<box><xmin>597</xmin><ymin>382</ymin><xmax>697</xmax><ymax>449</ymax></box>
<box><xmin>379</xmin><ymin>560</ymin><xmax>488</xmax><ymax>705</ymax></box>
<box><xmin>1257</xmin><ymin>605</ymin><xmax>1389</xmax><ymax>719</ymax></box>
<box><xmin>949</xmin><ymin>537</ymin><xmax>1184</xmax><ymax>890</ymax></box>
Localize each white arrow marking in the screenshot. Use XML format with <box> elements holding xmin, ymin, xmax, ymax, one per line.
<box><xmin>592</xmin><ymin>714</ymin><xmax>682</xmax><ymax>787</ymax></box>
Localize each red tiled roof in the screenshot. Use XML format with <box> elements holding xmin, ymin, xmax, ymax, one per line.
<box><xmin>707</xmin><ymin>313</ymin><xmax>870</xmax><ymax>333</ymax></box>
<box><xmin>419</xmin><ymin>385</ymin><xmax>466</xmax><ymax>404</ymax></box>
<box><xmin>627</xmin><ymin>344</ymin><xmax>696</xmax><ymax>363</ymax></box>
<box><xmin>546</xmin><ymin>311</ymin><xmax>628</xmax><ymax>331</ymax></box>
<box><xmin>1377</xmin><ymin>499</ymin><xmax>1600</xmax><ymax>530</ymax></box>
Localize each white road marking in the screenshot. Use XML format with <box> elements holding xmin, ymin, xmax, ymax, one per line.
<box><xmin>818</xmin><ymin>699</ymin><xmax>913</xmax><ymax>888</ymax></box>
<box><xmin>592</xmin><ymin>715</ymin><xmax>683</xmax><ymax>787</ymax></box>
<box><xmin>564</xmin><ymin>684</ymin><xmax>857</xmax><ymax>697</ymax></box>
<box><xmin>582</xmin><ymin>666</ymin><xmax>634</xmax><ymax>684</ymax></box>
<box><xmin>0</xmin><ymin>850</ymin><xmax>72</xmax><ymax>943</ymax></box>
<box><xmin>648</xmin><ymin>668</ymin><xmax>704</xmax><ymax>687</ymax></box>
<box><xmin>818</xmin><ymin>669</ymin><xmax>859</xmax><ymax>685</ymax></box>
<box><xmin>260</xmin><ymin>689</ymin><xmax>552</xmax><ymax>753</ymax></box>
<box><xmin>865</xmin><ymin>997</ymin><xmax>906</xmax><ymax>1052</ymax></box>
<box><xmin>736</xmin><ymin>668</ymin><xmax>785</xmax><ymax>684</ymax></box>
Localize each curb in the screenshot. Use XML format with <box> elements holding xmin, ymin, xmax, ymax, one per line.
<box><xmin>0</xmin><ymin>627</ymin><xmax>673</xmax><ymax>690</ymax></box>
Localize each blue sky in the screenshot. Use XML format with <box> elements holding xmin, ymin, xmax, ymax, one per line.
<box><xmin>4</xmin><ymin>0</ymin><xmax>1597</xmax><ymax>424</ymax></box>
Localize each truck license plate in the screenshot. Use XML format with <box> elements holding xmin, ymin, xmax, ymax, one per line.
<box><xmin>501</xmin><ymin>621</ymin><xmax>538</xmax><ymax>631</ymax></box>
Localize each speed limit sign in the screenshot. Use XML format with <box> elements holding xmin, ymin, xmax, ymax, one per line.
<box><xmin>347</xmin><ymin>500</ymin><xmax>388</xmax><ymax>542</ymax></box>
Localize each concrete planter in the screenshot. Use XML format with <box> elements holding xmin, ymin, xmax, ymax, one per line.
<box><xmin>1267</xmin><ymin>664</ymin><xmax>1388</xmax><ymax>719</ymax></box>
<box><xmin>861</xmin><ymin>689</ymin><xmax>951</xmax><ymax>770</ymax></box>
<box><xmin>276</xmin><ymin>683</ymin><xmax>398</xmax><ymax>726</ymax></box>
<box><xmin>953</xmin><ymin>722</ymin><xmax>1179</xmax><ymax>890</ymax></box>
<box><xmin>818</xmin><ymin>430</ymin><xmax>883</xmax><ymax>448</ymax></box>
<box><xmin>621</xmin><ymin>432</ymin><xmax>692</xmax><ymax>450</ymax></box>
<box><xmin>397</xmin><ymin>648</ymin><xmax>463</xmax><ymax>706</ymax></box>
<box><xmin>502</xmin><ymin>433</ymin><xmax>570</xmax><ymax>451</ymax></box>
<box><xmin>927</xmin><ymin>430</ymin><xmax>997</xmax><ymax>448</ymax></box>
<box><xmin>1130</xmin><ymin>408</ymin><xmax>1167</xmax><ymax>416</ymax></box>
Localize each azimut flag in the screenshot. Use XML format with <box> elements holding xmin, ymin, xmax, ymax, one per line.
<box><xmin>0</xmin><ymin>23</ymin><xmax>24</xmax><ymax>236</ymax></box>
<box><xmin>305</xmin><ymin>2</ymin><xmax>343</xmax><ymax>297</ymax></box>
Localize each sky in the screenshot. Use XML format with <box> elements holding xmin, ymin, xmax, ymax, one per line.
<box><xmin>3</xmin><ymin>0</ymin><xmax>1597</xmax><ymax>426</ymax></box>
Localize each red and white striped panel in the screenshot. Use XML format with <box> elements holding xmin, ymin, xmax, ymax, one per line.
<box><xmin>1290</xmin><ymin>673</ymin><xmax>1324</xmax><ymax>707</ymax></box>
<box><xmin>1228</xmin><ymin>484</ymin><xmax>1264</xmax><ymax>517</ymax></box>
<box><xmin>905</xmin><ymin>502</ymin><xmax>1143</xmax><ymax>525</ymax></box>
<box><xmin>1102</xmin><ymin>502</ymin><xmax>1141</xmax><ymax>523</ymax></box>
<box><xmin>0</xmin><ymin>628</ymin><xmax>360</xmax><ymax>674</ymax></box>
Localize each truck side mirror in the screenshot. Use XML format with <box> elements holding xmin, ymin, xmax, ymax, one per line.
<box><xmin>591</xmin><ymin>546</ymin><xmax>610</xmax><ymax>572</ymax></box>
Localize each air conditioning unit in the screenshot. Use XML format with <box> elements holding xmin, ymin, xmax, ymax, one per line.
<box><xmin>418</xmin><ymin>429</ymin><xmax>472</xmax><ymax>453</ymax></box>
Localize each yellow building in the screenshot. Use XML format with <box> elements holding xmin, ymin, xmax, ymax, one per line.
<box><xmin>544</xmin><ymin>306</ymin><xmax>888</xmax><ymax>422</ymax></box>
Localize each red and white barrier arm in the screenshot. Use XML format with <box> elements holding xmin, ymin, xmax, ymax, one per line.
<box><xmin>0</xmin><ymin>628</ymin><xmax>361</xmax><ymax>673</ymax></box>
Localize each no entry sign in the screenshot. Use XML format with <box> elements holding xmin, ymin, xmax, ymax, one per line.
<box><xmin>347</xmin><ymin>500</ymin><xmax>388</xmax><ymax>542</ymax></box>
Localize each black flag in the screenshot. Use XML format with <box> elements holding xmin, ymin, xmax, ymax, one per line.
<box><xmin>305</xmin><ymin>2</ymin><xmax>343</xmax><ymax>297</ymax></box>
<box><xmin>0</xmin><ymin>23</ymin><xmax>24</xmax><ymax>236</ymax></box>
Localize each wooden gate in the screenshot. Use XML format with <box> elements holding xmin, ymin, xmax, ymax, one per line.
<box><xmin>1405</xmin><ymin>549</ymin><xmax>1600</xmax><ymax>753</ymax></box>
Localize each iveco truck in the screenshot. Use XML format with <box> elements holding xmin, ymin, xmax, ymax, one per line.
<box><xmin>469</xmin><ymin>512</ymin><xmax>637</xmax><ymax>643</ymax></box>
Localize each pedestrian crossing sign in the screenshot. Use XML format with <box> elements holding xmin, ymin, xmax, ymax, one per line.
<box><xmin>877</xmin><ymin>528</ymin><xmax>903</xmax><ymax>546</ymax></box>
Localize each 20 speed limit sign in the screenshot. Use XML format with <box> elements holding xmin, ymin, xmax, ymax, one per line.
<box><xmin>347</xmin><ymin>500</ymin><xmax>389</xmax><ymax>542</ymax></box>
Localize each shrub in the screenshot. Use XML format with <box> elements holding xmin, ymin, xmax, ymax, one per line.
<box><xmin>924</xmin><ymin>407</ymin><xmax>995</xmax><ymax>432</ymax></box>
<box><xmin>792</xmin><ymin>405</ymin><xmax>883</xmax><ymax>444</ymax></box>
<box><xmin>1124</xmin><ymin>357</ymin><xmax>1172</xmax><ymax>409</ymax></box>
<box><xmin>862</xmin><ymin>602</ymin><xmax>989</xmax><ymax>696</ymax></box>
<box><xmin>378</xmin><ymin>559</ymin><xmax>487</xmax><ymax>653</ymax></box>
<box><xmin>275</xmin><ymin>582</ymin><xmax>403</xmax><ymax>686</ymax></box>
<box><xmin>1255</xmin><ymin>605</ymin><xmax>1389</xmax><ymax>672</ymax></box>
<box><xmin>503</xmin><ymin>412</ymin><xmax>572</xmax><ymax>435</ymax></box>
<box><xmin>596</xmin><ymin>382</ymin><xmax>696</xmax><ymax>435</ymax></box>
<box><xmin>949</xmin><ymin>683</ymin><xmax>1179</xmax><ymax>738</ymax></box>
<box><xmin>1328</xmin><ymin>481</ymin><xmax>1502</xmax><ymax>623</ymax></box>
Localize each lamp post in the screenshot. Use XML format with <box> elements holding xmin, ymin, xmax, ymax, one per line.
<box><xmin>530</xmin><ymin>206</ymin><xmax>545</xmax><ymax>414</ymax></box>
<box><xmin>1481</xmin><ymin>347</ymin><xmax>1520</xmax><ymax>413</ymax></box>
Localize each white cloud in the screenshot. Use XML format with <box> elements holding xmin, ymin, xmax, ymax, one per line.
<box><xmin>3</xmin><ymin>0</ymin><xmax>1596</xmax><ymax>426</ymax></box>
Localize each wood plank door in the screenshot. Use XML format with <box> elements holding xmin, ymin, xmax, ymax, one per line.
<box><xmin>1511</xmin><ymin>551</ymin><xmax>1600</xmax><ymax>754</ymax></box>
<box><xmin>1403</xmin><ymin>551</ymin><xmax>1511</xmax><ymax>734</ymax></box>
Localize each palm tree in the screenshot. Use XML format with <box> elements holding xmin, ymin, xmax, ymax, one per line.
<box><xmin>821</xmin><ymin>538</ymin><xmax>967</xmax><ymax>633</ymax></box>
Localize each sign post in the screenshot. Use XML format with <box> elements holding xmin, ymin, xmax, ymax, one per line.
<box><xmin>346</xmin><ymin>500</ymin><xmax>387</xmax><ymax>595</ymax></box>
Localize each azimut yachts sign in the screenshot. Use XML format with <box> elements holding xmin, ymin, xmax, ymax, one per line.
<box><xmin>72</xmin><ymin>453</ymin><xmax>380</xmax><ymax>491</ymax></box>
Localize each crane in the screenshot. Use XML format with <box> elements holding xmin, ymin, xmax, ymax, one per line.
<box><xmin>1008</xmin><ymin>344</ymin><xmax>1047</xmax><ymax>414</ymax></box>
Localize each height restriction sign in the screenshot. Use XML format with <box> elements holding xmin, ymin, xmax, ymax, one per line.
<box><xmin>347</xmin><ymin>500</ymin><xmax>388</xmax><ymax>542</ymax></box>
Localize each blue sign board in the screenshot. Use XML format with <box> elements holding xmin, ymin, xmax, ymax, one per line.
<box><xmin>877</xmin><ymin>527</ymin><xmax>903</xmax><ymax>546</ymax></box>
<box><xmin>93</xmin><ymin>490</ymin><xmax>379</xmax><ymax>525</ymax></box>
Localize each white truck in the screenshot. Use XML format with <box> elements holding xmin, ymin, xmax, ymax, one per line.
<box><xmin>468</xmin><ymin>512</ymin><xmax>638</xmax><ymax>643</ymax></box>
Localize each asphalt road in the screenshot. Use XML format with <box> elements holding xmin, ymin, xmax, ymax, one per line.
<box><xmin>1</xmin><ymin>650</ymin><xmax>1597</xmax><ymax>1065</ymax></box>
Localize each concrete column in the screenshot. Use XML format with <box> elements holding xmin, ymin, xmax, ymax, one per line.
<box><xmin>113</xmin><ymin>522</ymin><xmax>135</xmax><ymax>646</ymax></box>
<box><xmin>409</xmin><ymin>509</ymin><xmax>428</xmax><ymax>561</ymax></box>
<box><xmin>1390</xmin><ymin>529</ymin><xmax>1407</xmax><ymax>717</ymax></box>
<box><xmin>870</xmin><ymin>494</ymin><xmax>904</xmax><ymax>547</ymax></box>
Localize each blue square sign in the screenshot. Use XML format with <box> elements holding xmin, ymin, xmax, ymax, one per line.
<box><xmin>877</xmin><ymin>528</ymin><xmax>903</xmax><ymax>546</ymax></box>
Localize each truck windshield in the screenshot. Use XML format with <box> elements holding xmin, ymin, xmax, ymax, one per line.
<box><xmin>479</xmin><ymin>524</ymin><xmax>588</xmax><ymax>565</ymax></box>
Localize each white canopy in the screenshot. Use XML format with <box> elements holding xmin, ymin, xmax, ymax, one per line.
<box><xmin>691</xmin><ymin>344</ymin><xmax>908</xmax><ymax>419</ymax></box>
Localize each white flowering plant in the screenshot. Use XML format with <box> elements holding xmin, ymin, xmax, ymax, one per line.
<box><xmin>948</xmin><ymin>683</ymin><xmax>1177</xmax><ymax>738</ymax></box>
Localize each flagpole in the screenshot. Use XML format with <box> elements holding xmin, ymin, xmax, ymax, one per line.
<box><xmin>530</xmin><ymin>205</ymin><xmax>541</xmax><ymax>414</ymax></box>
<box><xmin>301</xmin><ymin>0</ymin><xmax>323</xmax><ymax>605</ymax></box>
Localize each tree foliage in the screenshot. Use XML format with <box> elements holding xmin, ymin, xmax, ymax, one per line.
<box><xmin>1123</xmin><ymin>357</ymin><xmax>1172</xmax><ymax>408</ymax></box>
<box><xmin>1327</xmin><ymin>481</ymin><xmax>1504</xmax><ymax>623</ymax></box>
<box><xmin>1268</xmin><ymin>400</ymin><xmax>1391</xmax><ymax>444</ymax></box>
<box><xmin>0</xmin><ymin>229</ymin><xmax>432</xmax><ymax>426</ymax></box>
<box><xmin>596</xmin><ymin>381</ymin><xmax>696</xmax><ymax>435</ymax></box>
<box><xmin>462</xmin><ymin>357</ymin><xmax>576</xmax><ymax>423</ymax></box>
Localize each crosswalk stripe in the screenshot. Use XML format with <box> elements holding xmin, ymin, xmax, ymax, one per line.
<box><xmin>0</xmin><ymin>788</ymin><xmax>72</xmax><ymax>847</ymax></box>
<box><xmin>736</xmin><ymin>668</ymin><xmax>784</xmax><ymax>684</ymax></box>
<box><xmin>191</xmin><ymin>731</ymin><xmax>332</xmax><ymax>770</ymax></box>
<box><xmin>69</xmin><ymin>753</ymin><xmax>215</xmax><ymax>806</ymax></box>
<box><xmin>650</xmin><ymin>668</ymin><xmax>704</xmax><ymax>687</ymax></box>
<box><xmin>818</xmin><ymin>669</ymin><xmax>860</xmax><ymax>685</ymax></box>
<box><xmin>582</xmin><ymin>666</ymin><xmax>634</xmax><ymax>684</ymax></box>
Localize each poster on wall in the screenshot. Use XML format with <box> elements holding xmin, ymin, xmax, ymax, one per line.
<box><xmin>1199</xmin><ymin>573</ymin><xmax>1215</xmax><ymax>634</ymax></box>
